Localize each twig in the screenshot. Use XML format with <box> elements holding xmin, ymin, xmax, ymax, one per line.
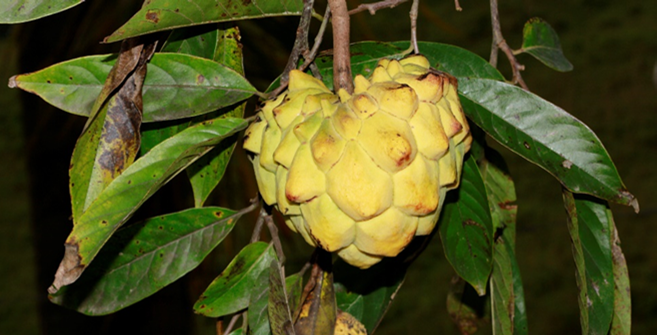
<box><xmin>299</xmin><ymin>5</ymin><xmax>331</xmax><ymax>73</ymax></box>
<box><xmin>250</xmin><ymin>207</ymin><xmax>267</xmax><ymax>243</ymax></box>
<box><xmin>281</xmin><ymin>0</ymin><xmax>315</xmax><ymax>87</ymax></box>
<box><xmin>223</xmin><ymin>314</ymin><xmax>241</xmax><ymax>335</ymax></box>
<box><xmin>328</xmin><ymin>0</ymin><xmax>353</xmax><ymax>93</ymax></box>
<box><xmin>265</xmin><ymin>215</ymin><xmax>286</xmax><ymax>264</ymax></box>
<box><xmin>488</xmin><ymin>0</ymin><xmax>528</xmax><ymax>89</ymax></box>
<box><xmin>410</xmin><ymin>0</ymin><xmax>419</xmax><ymax>54</ymax></box>
<box><xmin>348</xmin><ymin>0</ymin><xmax>410</xmax><ymax>15</ymax></box>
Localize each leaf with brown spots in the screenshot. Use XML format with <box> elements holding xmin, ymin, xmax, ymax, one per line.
<box><xmin>49</xmin><ymin>207</ymin><xmax>241</xmax><ymax>315</ymax></box>
<box><xmin>104</xmin><ymin>0</ymin><xmax>304</xmax><ymax>43</ymax></box>
<box><xmin>194</xmin><ymin>242</ymin><xmax>276</xmax><ymax>317</ymax></box>
<box><xmin>50</xmin><ymin>117</ymin><xmax>247</xmax><ymax>293</ymax></box>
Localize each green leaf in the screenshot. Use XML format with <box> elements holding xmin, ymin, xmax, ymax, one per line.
<box><xmin>49</xmin><ymin>207</ymin><xmax>239</xmax><ymax>315</ymax></box>
<box><xmin>509</xmin><ymin>239</ymin><xmax>528</xmax><ymax>335</ymax></box>
<box><xmin>10</xmin><ymin>53</ymin><xmax>256</xmax><ymax>122</ymax></box>
<box><xmin>520</xmin><ymin>17</ymin><xmax>574</xmax><ymax>72</ymax></box>
<box><xmin>161</xmin><ymin>27</ymin><xmax>219</xmax><ymax>60</ymax></box>
<box><xmin>285</xmin><ymin>273</ymin><xmax>303</xmax><ymax>317</ymax></box>
<box><xmin>479</xmin><ymin>146</ymin><xmax>518</xmax><ymax>246</ymax></box>
<box><xmin>194</xmin><ymin>242</ymin><xmax>276</xmax><ymax>317</ymax></box>
<box><xmin>104</xmin><ymin>0</ymin><xmax>305</xmax><ymax>43</ymax></box>
<box><xmin>440</xmin><ymin>156</ymin><xmax>494</xmax><ymax>295</ymax></box>
<box><xmin>268</xmin><ymin>261</ymin><xmax>296</xmax><ymax>335</ymax></box>
<box><xmin>610</xmin><ymin>219</ymin><xmax>631</xmax><ymax>335</ymax></box>
<box><xmin>50</xmin><ymin>117</ymin><xmax>248</xmax><ymax>293</ymax></box>
<box><xmin>249</xmin><ymin>265</ymin><xmax>273</xmax><ymax>335</ymax></box>
<box><xmin>0</xmin><ymin>0</ymin><xmax>84</xmax><ymax>23</ymax></box>
<box><xmin>459</xmin><ymin>77</ymin><xmax>637</xmax><ymax>209</ymax></box>
<box><xmin>187</xmin><ymin>26</ymin><xmax>246</xmax><ymax>207</ymax></box>
<box><xmin>563</xmin><ymin>192</ymin><xmax>615</xmax><ymax>335</ymax></box>
<box><xmin>333</xmin><ymin>258</ymin><xmax>407</xmax><ymax>333</ymax></box>
<box><xmin>490</xmin><ymin>238</ymin><xmax>514</xmax><ymax>335</ymax></box>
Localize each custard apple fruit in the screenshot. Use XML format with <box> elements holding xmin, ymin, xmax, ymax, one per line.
<box><xmin>243</xmin><ymin>55</ymin><xmax>472</xmax><ymax>268</ymax></box>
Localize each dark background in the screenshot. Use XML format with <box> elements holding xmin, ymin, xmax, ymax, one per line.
<box><xmin>1</xmin><ymin>0</ymin><xmax>655</xmax><ymax>334</ymax></box>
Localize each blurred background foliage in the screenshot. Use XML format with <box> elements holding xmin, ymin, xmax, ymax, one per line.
<box><xmin>0</xmin><ymin>0</ymin><xmax>655</xmax><ymax>334</ymax></box>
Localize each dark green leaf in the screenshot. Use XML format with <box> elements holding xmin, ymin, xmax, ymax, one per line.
<box><xmin>563</xmin><ymin>192</ymin><xmax>615</xmax><ymax>335</ymax></box>
<box><xmin>268</xmin><ymin>261</ymin><xmax>296</xmax><ymax>335</ymax></box>
<box><xmin>520</xmin><ymin>17</ymin><xmax>574</xmax><ymax>72</ymax></box>
<box><xmin>490</xmin><ymin>238</ymin><xmax>514</xmax><ymax>335</ymax></box>
<box><xmin>478</xmin><ymin>145</ymin><xmax>527</xmax><ymax>335</ymax></box>
<box><xmin>249</xmin><ymin>265</ymin><xmax>272</xmax><ymax>335</ymax></box>
<box><xmin>194</xmin><ymin>242</ymin><xmax>277</xmax><ymax>317</ymax></box>
<box><xmin>10</xmin><ymin>53</ymin><xmax>256</xmax><ymax>122</ymax></box>
<box><xmin>440</xmin><ymin>156</ymin><xmax>494</xmax><ymax>295</ymax></box>
<box><xmin>509</xmin><ymin>238</ymin><xmax>528</xmax><ymax>335</ymax></box>
<box><xmin>285</xmin><ymin>273</ymin><xmax>303</xmax><ymax>317</ymax></box>
<box><xmin>229</xmin><ymin>329</ymin><xmax>245</xmax><ymax>335</ymax></box>
<box><xmin>50</xmin><ymin>117</ymin><xmax>248</xmax><ymax>293</ymax></box>
<box><xmin>187</xmin><ymin>26</ymin><xmax>246</xmax><ymax>207</ymax></box>
<box><xmin>610</xmin><ymin>215</ymin><xmax>631</xmax><ymax>335</ymax></box>
<box><xmin>333</xmin><ymin>257</ymin><xmax>407</xmax><ymax>333</ymax></box>
<box><xmin>0</xmin><ymin>0</ymin><xmax>84</xmax><ymax>23</ymax></box>
<box><xmin>459</xmin><ymin>77</ymin><xmax>637</xmax><ymax>209</ymax></box>
<box><xmin>161</xmin><ymin>27</ymin><xmax>219</xmax><ymax>60</ymax></box>
<box><xmin>104</xmin><ymin>0</ymin><xmax>305</xmax><ymax>43</ymax></box>
<box><xmin>479</xmin><ymin>146</ymin><xmax>518</xmax><ymax>247</ymax></box>
<box><xmin>49</xmin><ymin>207</ymin><xmax>239</xmax><ymax>315</ymax></box>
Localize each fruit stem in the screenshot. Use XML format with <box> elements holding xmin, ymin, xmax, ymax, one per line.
<box><xmin>328</xmin><ymin>0</ymin><xmax>354</xmax><ymax>93</ymax></box>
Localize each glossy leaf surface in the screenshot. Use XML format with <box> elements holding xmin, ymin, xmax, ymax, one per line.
<box><xmin>49</xmin><ymin>207</ymin><xmax>239</xmax><ymax>315</ymax></box>
<box><xmin>459</xmin><ymin>78</ymin><xmax>637</xmax><ymax>209</ymax></box>
<box><xmin>194</xmin><ymin>242</ymin><xmax>276</xmax><ymax>317</ymax></box>
<box><xmin>563</xmin><ymin>192</ymin><xmax>615</xmax><ymax>335</ymax></box>
<box><xmin>51</xmin><ymin>118</ymin><xmax>248</xmax><ymax>292</ymax></box>
<box><xmin>11</xmin><ymin>53</ymin><xmax>255</xmax><ymax>122</ymax></box>
<box><xmin>440</xmin><ymin>156</ymin><xmax>494</xmax><ymax>295</ymax></box>
<box><xmin>0</xmin><ymin>0</ymin><xmax>83</xmax><ymax>23</ymax></box>
<box><xmin>104</xmin><ymin>0</ymin><xmax>304</xmax><ymax>43</ymax></box>
<box><xmin>520</xmin><ymin>17</ymin><xmax>574</xmax><ymax>72</ymax></box>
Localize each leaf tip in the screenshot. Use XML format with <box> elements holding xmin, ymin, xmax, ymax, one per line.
<box><xmin>8</xmin><ymin>75</ymin><xmax>17</xmax><ymax>88</ymax></box>
<box><xmin>630</xmin><ymin>198</ymin><xmax>640</xmax><ymax>214</ymax></box>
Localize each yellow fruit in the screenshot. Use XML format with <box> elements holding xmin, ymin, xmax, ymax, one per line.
<box><xmin>244</xmin><ymin>57</ymin><xmax>471</xmax><ymax>269</ymax></box>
